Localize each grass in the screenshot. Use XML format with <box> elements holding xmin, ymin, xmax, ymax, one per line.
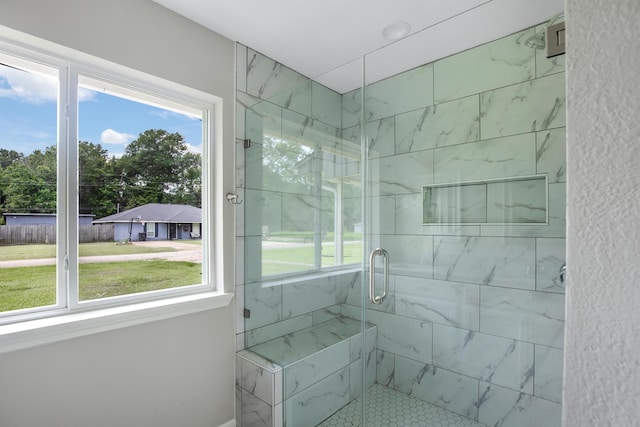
<box><xmin>0</xmin><ymin>242</ymin><xmax>175</xmax><ymax>261</ymax></box>
<box><xmin>0</xmin><ymin>260</ymin><xmax>202</xmax><ymax>312</ymax></box>
<box><xmin>261</xmin><ymin>241</ymin><xmax>361</xmax><ymax>276</ymax></box>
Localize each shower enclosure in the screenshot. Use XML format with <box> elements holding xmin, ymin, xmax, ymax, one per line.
<box><xmin>235</xmin><ymin>21</ymin><xmax>566</xmax><ymax>427</ymax></box>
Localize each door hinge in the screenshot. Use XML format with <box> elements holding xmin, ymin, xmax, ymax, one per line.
<box><xmin>243</xmin><ymin>308</ymin><xmax>251</xmax><ymax>319</ymax></box>
<box><xmin>243</xmin><ymin>138</ymin><xmax>251</xmax><ymax>149</ymax></box>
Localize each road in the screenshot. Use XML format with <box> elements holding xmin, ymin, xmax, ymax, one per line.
<box><xmin>0</xmin><ymin>240</ymin><xmax>202</xmax><ymax>268</ymax></box>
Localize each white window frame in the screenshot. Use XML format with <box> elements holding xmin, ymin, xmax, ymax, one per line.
<box><xmin>0</xmin><ymin>29</ymin><xmax>232</xmax><ymax>353</ymax></box>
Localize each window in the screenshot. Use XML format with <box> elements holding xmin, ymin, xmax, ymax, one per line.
<box><xmin>0</xmin><ymin>39</ymin><xmax>222</xmax><ymax>326</ymax></box>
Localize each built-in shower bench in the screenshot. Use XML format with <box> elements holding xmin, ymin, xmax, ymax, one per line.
<box><xmin>237</xmin><ymin>316</ymin><xmax>377</xmax><ymax>427</ymax></box>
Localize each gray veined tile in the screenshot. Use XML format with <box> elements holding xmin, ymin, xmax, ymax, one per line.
<box><xmin>241</xmin><ymin>389</ymin><xmax>273</xmax><ymax>427</ymax></box>
<box><xmin>367</xmin><ymin>310</ymin><xmax>433</xmax><ymax>364</ymax></box>
<box><xmin>433</xmin><ymin>236</ymin><xmax>536</xmax><ymax>289</ymax></box>
<box><xmin>241</xmin><ymin>357</ymin><xmax>275</xmax><ymax>405</ymax></box>
<box><xmin>433</xmin><ymin>324</ymin><xmax>535</xmax><ymax>394</ymax></box>
<box><xmin>366</xmin><ymin>116</ymin><xmax>395</xmax><ymax>158</ymax></box>
<box><xmin>480</xmin><ymin>72</ymin><xmax>566</xmax><ymax>140</ymax></box>
<box><xmin>245</xmin><ymin>314</ymin><xmax>313</xmax><ymax>348</ymax></box>
<box><xmin>394</xmin><ymin>355</ymin><xmax>480</xmax><ymax>420</ymax></box>
<box><xmin>536</xmin><ymin>238</ymin><xmax>566</xmax><ymax>293</ymax></box>
<box><xmin>424</xmin><ymin>183</ymin><xmax>488</xmax><ymax>224</ymax></box>
<box><xmin>342</xmin><ymin>87</ymin><xmax>362</xmax><ymax>129</ymax></box>
<box><xmin>434</xmin><ymin>29</ymin><xmax>536</xmax><ymax>103</ymax></box>
<box><xmin>375</xmin><ymin>234</ymin><xmax>434</xmax><ymax>277</ymax></box>
<box><xmin>478</xmin><ymin>382</ymin><xmax>562</xmax><ymax>427</ymax></box>
<box><xmin>268</xmin><ymin>80</ymin><xmax>311</xmax><ymax>116</ymax></box>
<box><xmin>376</xmin><ymin>350</ymin><xmax>395</xmax><ymax>388</ymax></box>
<box><xmin>480</xmin><ymin>286</ymin><xmax>565</xmax><ymax>348</ymax></box>
<box><xmin>534</xmin><ymin>345</ymin><xmax>564</xmax><ymax>403</ymax></box>
<box><xmin>536</xmin><ymin>127</ymin><xmax>566</xmax><ymax>183</ymax></box>
<box><xmin>369</xmin><ymin>149</ymin><xmax>434</xmax><ymax>196</ymax></box>
<box><xmin>486</xmin><ymin>178</ymin><xmax>547</xmax><ymax>224</ymax></box>
<box><xmin>243</xmin><ymin>281</ymin><xmax>282</xmax><ymax>330</ymax></box>
<box><xmin>236</xmin><ymin>43</ymin><xmax>248</xmax><ymax>93</ymax></box>
<box><xmin>282</xmin><ymin>275</ymin><xmax>336</xmax><ymax>319</ymax></box>
<box><xmin>434</xmin><ymin>133</ymin><xmax>537</xmax><ymax>184</ymax></box>
<box><xmin>245</xmin><ymin>98</ymin><xmax>283</xmax><ymax>146</ymax></box>
<box><xmin>395</xmin><ymin>95</ymin><xmax>480</xmax><ymax>154</ymax></box>
<box><xmin>364</xmin><ymin>63</ymin><xmax>433</xmax><ymax>122</ymax></box>
<box><xmin>311</xmin><ymin>81</ymin><xmax>342</xmax><ymax>128</ymax></box>
<box><xmin>247</xmin><ymin>49</ymin><xmax>308</xmax><ymax>102</ymax></box>
<box><xmin>395</xmin><ymin>276</ymin><xmax>480</xmax><ymax>330</ymax></box>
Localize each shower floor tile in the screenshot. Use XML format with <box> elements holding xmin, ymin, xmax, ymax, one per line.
<box><xmin>318</xmin><ymin>383</ymin><xmax>485</xmax><ymax>427</ymax></box>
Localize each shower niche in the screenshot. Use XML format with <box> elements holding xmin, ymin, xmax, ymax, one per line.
<box><xmin>423</xmin><ymin>175</ymin><xmax>548</xmax><ymax>225</ymax></box>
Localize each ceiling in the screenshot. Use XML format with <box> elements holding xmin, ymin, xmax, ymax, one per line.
<box><xmin>153</xmin><ymin>0</ymin><xmax>563</xmax><ymax>94</ymax></box>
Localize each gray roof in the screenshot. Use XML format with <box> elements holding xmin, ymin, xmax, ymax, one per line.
<box><xmin>94</xmin><ymin>203</ymin><xmax>202</xmax><ymax>224</ymax></box>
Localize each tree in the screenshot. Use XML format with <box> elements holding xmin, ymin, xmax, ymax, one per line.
<box><xmin>78</xmin><ymin>141</ymin><xmax>119</xmax><ymax>218</ymax></box>
<box><xmin>115</xmin><ymin>129</ymin><xmax>201</xmax><ymax>209</ymax></box>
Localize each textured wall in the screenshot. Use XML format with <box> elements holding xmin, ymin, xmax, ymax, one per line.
<box><xmin>564</xmin><ymin>0</ymin><xmax>640</xmax><ymax>425</ymax></box>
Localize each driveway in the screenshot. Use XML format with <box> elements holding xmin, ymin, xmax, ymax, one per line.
<box><xmin>0</xmin><ymin>240</ymin><xmax>202</xmax><ymax>268</ymax></box>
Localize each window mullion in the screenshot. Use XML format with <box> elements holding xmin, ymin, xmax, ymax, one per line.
<box><xmin>65</xmin><ymin>65</ymin><xmax>80</xmax><ymax>309</ymax></box>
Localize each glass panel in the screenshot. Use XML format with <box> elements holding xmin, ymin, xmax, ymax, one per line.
<box><xmin>77</xmin><ymin>78</ymin><xmax>204</xmax><ymax>302</ymax></box>
<box><xmin>0</xmin><ymin>57</ymin><xmax>59</xmax><ymax>315</ymax></box>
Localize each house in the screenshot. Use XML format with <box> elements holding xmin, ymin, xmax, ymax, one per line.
<box><xmin>3</xmin><ymin>213</ymin><xmax>95</xmax><ymax>226</ymax></box>
<box><xmin>0</xmin><ymin>2</ymin><xmax>637</xmax><ymax>427</ymax></box>
<box><xmin>93</xmin><ymin>203</ymin><xmax>202</xmax><ymax>242</ymax></box>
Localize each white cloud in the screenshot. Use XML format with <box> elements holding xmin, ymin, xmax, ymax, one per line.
<box><xmin>0</xmin><ymin>66</ymin><xmax>96</xmax><ymax>103</ymax></box>
<box><xmin>185</xmin><ymin>143</ymin><xmax>202</xmax><ymax>154</ymax></box>
<box><xmin>100</xmin><ymin>128</ymin><xmax>135</xmax><ymax>144</ymax></box>
<box><xmin>0</xmin><ymin>67</ymin><xmax>58</xmax><ymax>104</ymax></box>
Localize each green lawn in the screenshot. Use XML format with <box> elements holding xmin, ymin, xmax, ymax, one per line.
<box><xmin>262</xmin><ymin>241</ymin><xmax>361</xmax><ymax>276</ymax></box>
<box><xmin>0</xmin><ymin>260</ymin><xmax>202</xmax><ymax>312</ymax></box>
<box><xmin>0</xmin><ymin>242</ymin><xmax>175</xmax><ymax>261</ymax></box>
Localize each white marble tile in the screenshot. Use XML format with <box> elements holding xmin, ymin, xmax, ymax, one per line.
<box><xmin>433</xmin><ymin>324</ymin><xmax>534</xmax><ymax>393</ymax></box>
<box><xmin>480</xmin><ymin>286</ymin><xmax>565</xmax><ymax>348</ymax></box>
<box><xmin>349</xmin><ymin>325</ymin><xmax>377</xmax><ymax>362</ymax></box>
<box><xmin>236</xmin><ymin>43</ymin><xmax>247</xmax><ymax>93</ymax></box>
<box><xmin>269</xmin><ymin>80</ymin><xmax>311</xmax><ymax>116</ymax></box>
<box><xmin>434</xmin><ymin>29</ymin><xmax>535</xmax><ymax>103</ymax></box>
<box><xmin>247</xmin><ymin>49</ymin><xmax>308</xmax><ymax>102</ymax></box>
<box><xmin>376</xmin><ymin>350</ymin><xmax>395</xmax><ymax>388</ymax></box>
<box><xmin>234</xmin><ymin>186</ymin><xmax>245</xmax><ymax>235</ymax></box>
<box><xmin>365</xmin><ymin>63</ymin><xmax>433</xmax><ymax>122</ymax></box>
<box><xmin>312</xmin><ymin>305</ymin><xmax>342</xmax><ymax>325</ymax></box>
<box><xmin>394</xmin><ymin>355</ymin><xmax>479</xmax><ymax>420</ymax></box>
<box><xmin>535</xmin><ymin>24</ymin><xmax>566</xmax><ymax>78</ymax></box>
<box><xmin>395</xmin><ymin>95</ymin><xmax>480</xmax><ymax>154</ymax></box>
<box><xmin>284</xmin><ymin>340</ymin><xmax>350</xmax><ymax>398</ymax></box>
<box><xmin>395</xmin><ymin>193</ymin><xmax>481</xmax><ymax>236</ymax></box>
<box><xmin>246</xmin><ymin>314</ymin><xmax>313</xmax><ymax>348</ymax></box>
<box><xmin>434</xmin><ymin>236</ymin><xmax>536</xmax><ymax>289</ymax></box>
<box><xmin>534</xmin><ymin>345</ymin><xmax>563</xmax><ymax>403</ymax></box>
<box><xmin>434</xmin><ymin>133</ymin><xmax>536</xmax><ymax>184</ymax></box>
<box><xmin>425</xmin><ymin>183</ymin><xmax>487</xmax><ymax>224</ymax></box>
<box><xmin>373</xmin><ymin>234</ymin><xmax>434</xmax><ymax>277</ymax></box>
<box><xmin>236</xmin><ymin>386</ymin><xmax>243</xmax><ymax>426</ymax></box>
<box><xmin>242</xmin><ymin>357</ymin><xmax>275</xmax><ymax>405</ymax></box>
<box><xmin>368</xmin><ymin>195</ymin><xmax>396</xmax><ymax>235</ymax></box>
<box><xmin>342</xmin><ymin>88</ymin><xmax>362</xmax><ymax>129</ymax></box>
<box><xmin>245</xmin><ymin>99</ymin><xmax>282</xmax><ymax>149</ymax></box>
<box><xmin>369</xmin><ymin>149</ymin><xmax>434</xmax><ymax>196</ymax></box>
<box><xmin>282</xmin><ymin>275</ymin><xmax>336</xmax><ymax>319</ymax></box>
<box><xmin>366</xmin><ymin>116</ymin><xmax>395</xmax><ymax>158</ymax></box>
<box><xmin>478</xmin><ymin>381</ymin><xmax>562</xmax><ymax>427</ymax></box>
<box><xmin>536</xmin><ymin>127</ymin><xmax>566</xmax><ymax>183</ymax></box>
<box><xmin>335</xmin><ymin>270</ymin><xmax>361</xmax><ymax>306</ymax></box>
<box><xmin>536</xmin><ymin>238</ymin><xmax>566</xmax><ymax>293</ymax></box>
<box><xmin>480</xmin><ymin>182</ymin><xmax>565</xmax><ymax>238</ymax></box>
<box><xmin>480</xmin><ymin>72</ymin><xmax>566</xmax><ymax>140</ymax></box>
<box><xmin>312</xmin><ymin>81</ymin><xmax>342</xmax><ymax>128</ymax></box>
<box><xmin>486</xmin><ymin>178</ymin><xmax>547</xmax><ymax>224</ymax></box>
<box><xmin>236</xmin><ymin>284</ymin><xmax>246</xmax><ymax>333</ymax></box>
<box><xmin>242</xmin><ymin>389</ymin><xmax>272</xmax><ymax>427</ymax></box>
<box><xmin>348</xmin><ymin>347</ymin><xmax>377</xmax><ymax>401</ymax></box>
<box><xmin>284</xmin><ymin>366</ymin><xmax>350</xmax><ymax>427</ymax></box>
<box><xmin>395</xmin><ymin>276</ymin><xmax>480</xmax><ymax>330</ymax></box>
<box><xmin>244</xmin><ymin>281</ymin><xmax>282</xmax><ymax>330</ymax></box>
<box><xmin>367</xmin><ymin>310</ymin><xmax>433</xmax><ymax>364</ymax></box>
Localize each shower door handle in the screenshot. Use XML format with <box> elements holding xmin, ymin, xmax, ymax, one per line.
<box><xmin>369</xmin><ymin>248</ymin><xmax>389</xmax><ymax>305</ymax></box>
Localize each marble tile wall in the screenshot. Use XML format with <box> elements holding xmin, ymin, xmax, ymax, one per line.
<box><xmin>236</xmin><ymin>21</ymin><xmax>566</xmax><ymax>426</ymax></box>
<box><xmin>350</xmin><ymin>25</ymin><xmax>566</xmax><ymax>427</ymax></box>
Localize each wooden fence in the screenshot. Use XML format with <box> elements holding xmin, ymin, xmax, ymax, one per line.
<box><xmin>0</xmin><ymin>224</ymin><xmax>114</xmax><ymax>245</ymax></box>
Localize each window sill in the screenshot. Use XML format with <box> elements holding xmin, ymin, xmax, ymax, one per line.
<box><xmin>0</xmin><ymin>292</ymin><xmax>234</xmax><ymax>354</ymax></box>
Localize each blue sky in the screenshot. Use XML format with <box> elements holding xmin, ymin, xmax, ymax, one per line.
<box><xmin>0</xmin><ymin>63</ymin><xmax>202</xmax><ymax>159</ymax></box>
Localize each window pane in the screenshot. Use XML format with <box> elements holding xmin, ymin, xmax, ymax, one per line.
<box><xmin>0</xmin><ymin>58</ymin><xmax>59</xmax><ymax>314</ymax></box>
<box><xmin>77</xmin><ymin>79</ymin><xmax>204</xmax><ymax>301</ymax></box>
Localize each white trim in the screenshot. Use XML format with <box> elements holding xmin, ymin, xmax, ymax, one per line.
<box><xmin>218</xmin><ymin>420</ymin><xmax>236</xmax><ymax>427</ymax></box>
<box><xmin>0</xmin><ymin>292</ymin><xmax>233</xmax><ymax>354</ymax></box>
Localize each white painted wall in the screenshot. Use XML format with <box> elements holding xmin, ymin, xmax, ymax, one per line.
<box><xmin>564</xmin><ymin>0</ymin><xmax>640</xmax><ymax>425</ymax></box>
<box><xmin>0</xmin><ymin>1</ymin><xmax>236</xmax><ymax>426</ymax></box>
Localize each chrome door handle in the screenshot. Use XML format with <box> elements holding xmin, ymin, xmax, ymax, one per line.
<box><xmin>369</xmin><ymin>248</ymin><xmax>389</xmax><ymax>305</ymax></box>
